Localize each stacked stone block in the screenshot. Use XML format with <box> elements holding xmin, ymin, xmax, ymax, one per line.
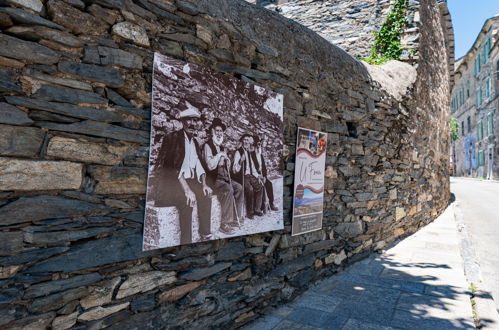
<box><xmin>0</xmin><ymin>0</ymin><xmax>450</xmax><ymax>329</ymax></box>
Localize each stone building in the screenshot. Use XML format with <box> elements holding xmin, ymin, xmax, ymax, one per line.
<box><xmin>452</xmin><ymin>15</ymin><xmax>499</xmax><ymax>179</ymax></box>
<box><xmin>0</xmin><ymin>0</ymin><xmax>452</xmax><ymax>328</ymax></box>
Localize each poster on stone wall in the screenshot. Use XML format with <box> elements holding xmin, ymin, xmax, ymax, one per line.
<box><xmin>291</xmin><ymin>127</ymin><xmax>327</xmax><ymax>236</ymax></box>
<box><xmin>143</xmin><ymin>53</ymin><xmax>284</xmax><ymax>250</ymax></box>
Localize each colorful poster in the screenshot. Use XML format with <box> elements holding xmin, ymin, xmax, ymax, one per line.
<box><xmin>292</xmin><ymin>127</ymin><xmax>327</xmax><ymax>236</ymax></box>
<box><xmin>143</xmin><ymin>53</ymin><xmax>284</xmax><ymax>250</ymax></box>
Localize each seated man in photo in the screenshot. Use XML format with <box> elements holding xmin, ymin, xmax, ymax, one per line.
<box><xmin>153</xmin><ymin>105</ymin><xmax>213</xmax><ymax>244</ymax></box>
<box><xmin>203</xmin><ymin>118</ymin><xmax>243</xmax><ymax>235</ymax></box>
<box><xmin>233</xmin><ymin>134</ymin><xmax>264</xmax><ymax>219</ymax></box>
<box><xmin>254</xmin><ymin>135</ymin><xmax>278</xmax><ymax>212</ymax></box>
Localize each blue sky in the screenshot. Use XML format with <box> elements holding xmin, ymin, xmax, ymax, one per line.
<box><xmin>447</xmin><ymin>0</ymin><xmax>499</xmax><ymax>59</ymax></box>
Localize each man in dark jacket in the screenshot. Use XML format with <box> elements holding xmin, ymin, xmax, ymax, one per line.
<box><xmin>153</xmin><ymin>105</ymin><xmax>212</xmax><ymax>245</ymax></box>
<box><xmin>203</xmin><ymin>118</ymin><xmax>243</xmax><ymax>234</ymax></box>
<box><xmin>232</xmin><ymin>134</ymin><xmax>264</xmax><ymax>219</ymax></box>
<box><xmin>254</xmin><ymin>135</ymin><xmax>278</xmax><ymax>212</ymax></box>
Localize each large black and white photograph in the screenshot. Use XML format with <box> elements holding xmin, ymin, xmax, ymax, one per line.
<box><xmin>143</xmin><ymin>53</ymin><xmax>284</xmax><ymax>250</ymax></box>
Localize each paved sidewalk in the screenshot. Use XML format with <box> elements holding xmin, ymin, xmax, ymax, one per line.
<box><xmin>244</xmin><ymin>205</ymin><xmax>477</xmax><ymax>329</ymax></box>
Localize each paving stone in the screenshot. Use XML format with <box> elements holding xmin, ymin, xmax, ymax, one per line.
<box><xmin>32</xmin><ymin>85</ymin><xmax>108</xmax><ymax>105</ymax></box>
<box><xmin>241</xmin><ymin>315</ymin><xmax>283</xmax><ymax>330</ymax></box>
<box><xmin>272</xmin><ymin>319</ymin><xmax>322</xmax><ymax>330</ymax></box>
<box><xmin>342</xmin><ymin>318</ymin><xmax>396</xmax><ymax>330</ymax></box>
<box><xmin>6</xmin><ymin>96</ymin><xmax>122</xmax><ymax>122</ymax></box>
<box><xmin>0</xmin><ymin>102</ymin><xmax>33</xmax><ymax>125</ymax></box>
<box><xmin>47</xmin><ymin>0</ymin><xmax>109</xmax><ymax>35</ymax></box>
<box><xmin>0</xmin><ymin>7</ymin><xmax>63</xmax><ymax>30</ymax></box>
<box><xmin>24</xmin><ymin>273</ymin><xmax>102</xmax><ymax>298</ymax></box>
<box><xmin>58</xmin><ymin>61</ymin><xmax>124</xmax><ymax>88</ymax></box>
<box><xmin>6</xmin><ymin>26</ymin><xmax>83</xmax><ymax>48</ymax></box>
<box><xmin>0</xmin><ymin>124</ymin><xmax>45</xmax><ymax>157</ymax></box>
<box><xmin>292</xmin><ymin>292</ymin><xmax>342</xmax><ymax>313</ymax></box>
<box><xmin>286</xmin><ymin>307</ymin><xmax>348</xmax><ymax>329</ymax></box>
<box><xmin>112</xmin><ymin>21</ymin><xmax>150</xmax><ymax>47</ymax></box>
<box><xmin>0</xmin><ymin>195</ymin><xmax>109</xmax><ymax>226</ymax></box>
<box><xmin>0</xmin><ymin>157</ymin><xmax>83</xmax><ymax>191</ymax></box>
<box><xmin>117</xmin><ymin>271</ymin><xmax>176</xmax><ymax>299</ymax></box>
<box><xmin>25</xmin><ymin>228</ymin><xmax>155</xmax><ymax>273</ymax></box>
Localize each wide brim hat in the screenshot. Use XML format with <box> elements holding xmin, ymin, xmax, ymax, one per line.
<box><xmin>178</xmin><ymin>101</ymin><xmax>201</xmax><ymax>119</ymax></box>
<box><xmin>209</xmin><ymin>117</ymin><xmax>226</xmax><ymax>131</ymax></box>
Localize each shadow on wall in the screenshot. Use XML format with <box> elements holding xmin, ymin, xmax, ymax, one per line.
<box><xmin>244</xmin><ymin>244</ymin><xmax>493</xmax><ymax>329</ymax></box>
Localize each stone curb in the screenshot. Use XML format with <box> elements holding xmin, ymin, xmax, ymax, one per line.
<box><xmin>452</xmin><ymin>202</ymin><xmax>499</xmax><ymax>329</ymax></box>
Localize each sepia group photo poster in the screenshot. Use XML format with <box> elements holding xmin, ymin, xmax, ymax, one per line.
<box><xmin>143</xmin><ymin>52</ymin><xmax>284</xmax><ymax>250</ymax></box>
<box><xmin>292</xmin><ymin>127</ymin><xmax>328</xmax><ymax>236</ymax></box>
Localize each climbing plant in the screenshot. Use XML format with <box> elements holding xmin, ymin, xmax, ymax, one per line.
<box><xmin>363</xmin><ymin>0</ymin><xmax>409</xmax><ymax>65</ymax></box>
<box><xmin>450</xmin><ymin>117</ymin><xmax>459</xmax><ymax>141</ymax></box>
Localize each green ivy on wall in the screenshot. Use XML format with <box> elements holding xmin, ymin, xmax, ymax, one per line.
<box><xmin>450</xmin><ymin>117</ymin><xmax>459</xmax><ymax>141</ymax></box>
<box><xmin>363</xmin><ymin>0</ymin><xmax>409</xmax><ymax>65</ymax></box>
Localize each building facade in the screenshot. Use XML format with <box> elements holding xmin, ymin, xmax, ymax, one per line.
<box><xmin>452</xmin><ymin>15</ymin><xmax>499</xmax><ymax>179</ymax></box>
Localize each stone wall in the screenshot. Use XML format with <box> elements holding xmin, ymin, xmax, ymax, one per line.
<box><xmin>0</xmin><ymin>0</ymin><xmax>450</xmax><ymax>329</ymax></box>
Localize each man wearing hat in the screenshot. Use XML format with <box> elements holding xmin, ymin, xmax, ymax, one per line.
<box><xmin>233</xmin><ymin>134</ymin><xmax>264</xmax><ymax>219</ymax></box>
<box><xmin>203</xmin><ymin>118</ymin><xmax>243</xmax><ymax>234</ymax></box>
<box><xmin>153</xmin><ymin>103</ymin><xmax>213</xmax><ymax>244</ymax></box>
<box><xmin>253</xmin><ymin>135</ymin><xmax>278</xmax><ymax>212</ymax></box>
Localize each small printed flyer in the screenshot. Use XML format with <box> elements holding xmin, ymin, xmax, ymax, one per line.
<box><xmin>291</xmin><ymin>127</ymin><xmax>327</xmax><ymax>236</ymax></box>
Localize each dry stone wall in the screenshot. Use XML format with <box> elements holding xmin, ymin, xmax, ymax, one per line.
<box><xmin>0</xmin><ymin>0</ymin><xmax>450</xmax><ymax>329</ymax></box>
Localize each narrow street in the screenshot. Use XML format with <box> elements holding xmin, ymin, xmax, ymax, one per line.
<box><xmin>451</xmin><ymin>177</ymin><xmax>499</xmax><ymax>314</ymax></box>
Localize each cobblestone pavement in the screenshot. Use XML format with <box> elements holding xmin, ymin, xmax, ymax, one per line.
<box><xmin>244</xmin><ymin>205</ymin><xmax>479</xmax><ymax>329</ymax></box>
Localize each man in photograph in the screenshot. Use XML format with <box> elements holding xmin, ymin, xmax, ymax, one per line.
<box><xmin>233</xmin><ymin>134</ymin><xmax>264</xmax><ymax>219</ymax></box>
<box><xmin>254</xmin><ymin>135</ymin><xmax>279</xmax><ymax>212</ymax></box>
<box><xmin>153</xmin><ymin>105</ymin><xmax>213</xmax><ymax>244</ymax></box>
<box><xmin>203</xmin><ymin>118</ymin><xmax>243</xmax><ymax>234</ymax></box>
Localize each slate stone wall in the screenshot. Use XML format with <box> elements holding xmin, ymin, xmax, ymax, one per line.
<box><xmin>0</xmin><ymin>0</ymin><xmax>450</xmax><ymax>329</ymax></box>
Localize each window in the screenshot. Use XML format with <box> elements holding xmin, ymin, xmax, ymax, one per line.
<box><xmin>479</xmin><ymin>150</ymin><xmax>485</xmax><ymax>166</ymax></box>
<box><xmin>477</xmin><ymin>120</ymin><xmax>481</xmax><ymax>140</ymax></box>
<box><xmin>467</xmin><ymin>116</ymin><xmax>471</xmax><ymax>133</ymax></box>
<box><xmin>497</xmin><ymin>60</ymin><xmax>499</xmax><ymax>80</ymax></box>
<box><xmin>482</xmin><ymin>48</ymin><xmax>487</xmax><ymax>64</ymax></box>
<box><xmin>486</xmin><ymin>37</ymin><xmax>491</xmax><ymax>59</ymax></box>
<box><xmin>475</xmin><ymin>57</ymin><xmax>481</xmax><ymax>76</ymax></box>
<box><xmin>490</xmin><ymin>112</ymin><xmax>495</xmax><ymax>133</ymax></box>
<box><xmin>466</xmin><ymin>80</ymin><xmax>470</xmax><ymax>98</ymax></box>
<box><xmin>480</xmin><ymin>120</ymin><xmax>484</xmax><ymax>140</ymax></box>
<box><xmin>486</xmin><ymin>78</ymin><xmax>491</xmax><ymax>99</ymax></box>
<box><xmin>476</xmin><ymin>87</ymin><xmax>482</xmax><ymax>106</ymax></box>
<box><xmin>485</xmin><ymin>116</ymin><xmax>489</xmax><ymax>136</ymax></box>
<box><xmin>461</xmin><ymin>121</ymin><xmax>465</xmax><ymax>136</ymax></box>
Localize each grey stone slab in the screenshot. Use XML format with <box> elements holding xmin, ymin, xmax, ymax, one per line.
<box><xmin>0</xmin><ymin>195</ymin><xmax>110</xmax><ymax>226</ymax></box>
<box><xmin>106</xmin><ymin>89</ymin><xmax>133</xmax><ymax>107</ymax></box>
<box><xmin>215</xmin><ymin>242</ymin><xmax>246</xmax><ymax>261</ymax></box>
<box><xmin>292</xmin><ymin>292</ymin><xmax>342</xmax><ymax>313</ymax></box>
<box><xmin>24</xmin><ymin>226</ymin><xmax>114</xmax><ymax>245</ymax></box>
<box><xmin>26</xmin><ymin>228</ymin><xmax>155</xmax><ymax>273</ymax></box>
<box><xmin>0</xmin><ymin>124</ymin><xmax>45</xmax><ymax>157</ymax></box>
<box><xmin>0</xmin><ymin>286</ymin><xmax>23</xmax><ymax>305</ymax></box>
<box><xmin>84</xmin><ymin>46</ymin><xmax>143</xmax><ymax>69</ymax></box>
<box><xmin>242</xmin><ymin>315</ymin><xmax>283</xmax><ymax>330</ymax></box>
<box><xmin>0</xmin><ymin>34</ymin><xmax>59</xmax><ymax>65</ymax></box>
<box><xmin>29</xmin><ymin>110</ymin><xmax>79</xmax><ymax>123</ymax></box>
<box><xmin>0</xmin><ymin>231</ymin><xmax>23</xmax><ymax>256</ymax></box>
<box><xmin>269</xmin><ymin>254</ymin><xmax>315</xmax><ymax>277</ymax></box>
<box><xmin>29</xmin><ymin>287</ymin><xmax>89</xmax><ymax>313</ymax></box>
<box><xmin>179</xmin><ymin>262</ymin><xmax>232</xmax><ymax>281</ymax></box>
<box><xmin>286</xmin><ymin>307</ymin><xmax>348</xmax><ymax>329</ymax></box>
<box><xmin>58</xmin><ymin>61</ymin><xmax>124</xmax><ymax>88</ymax></box>
<box><xmin>0</xmin><ymin>102</ymin><xmax>33</xmax><ymax>125</ymax></box>
<box><xmin>35</xmin><ymin>121</ymin><xmax>149</xmax><ymax>144</ymax></box>
<box><xmin>25</xmin><ymin>69</ymin><xmax>92</xmax><ymax>90</ymax></box>
<box><xmin>32</xmin><ymin>84</ymin><xmax>108</xmax><ymax>105</ymax></box>
<box><xmin>0</xmin><ymin>71</ymin><xmax>22</xmax><ymax>93</ymax></box>
<box><xmin>6</xmin><ymin>96</ymin><xmax>122</xmax><ymax>122</ymax></box>
<box><xmin>0</xmin><ymin>7</ymin><xmax>63</xmax><ymax>30</ymax></box>
<box><xmin>329</xmin><ymin>300</ymin><xmax>395</xmax><ymax>325</ymax></box>
<box><xmin>6</xmin><ymin>26</ymin><xmax>83</xmax><ymax>48</ymax></box>
<box><xmin>24</xmin><ymin>273</ymin><xmax>102</xmax><ymax>298</ymax></box>
<box><xmin>0</xmin><ymin>246</ymin><xmax>69</xmax><ymax>267</ymax></box>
